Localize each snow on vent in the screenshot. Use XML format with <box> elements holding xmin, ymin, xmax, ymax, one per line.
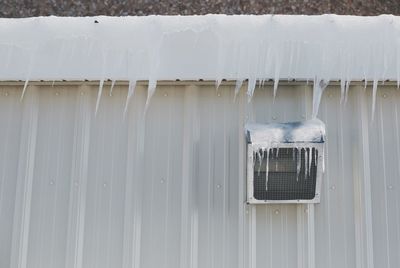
<box><xmin>246</xmin><ymin>119</ymin><xmax>325</xmax><ymax>204</ymax></box>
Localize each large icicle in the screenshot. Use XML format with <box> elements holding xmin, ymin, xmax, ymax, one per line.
<box><xmin>340</xmin><ymin>79</ymin><xmax>346</xmax><ymax>104</ymax></box>
<box><xmin>95</xmin><ymin>79</ymin><xmax>104</xmax><ymax>116</ymax></box>
<box><xmin>144</xmin><ymin>79</ymin><xmax>157</xmax><ymax>114</ymax></box>
<box><xmin>20</xmin><ymin>80</ymin><xmax>29</xmax><ymax>102</ymax></box>
<box><xmin>312</xmin><ymin>79</ymin><xmax>329</xmax><ymax>118</ymax></box>
<box><xmin>273</xmin><ymin>79</ymin><xmax>279</xmax><ymax>102</ymax></box>
<box><xmin>215</xmin><ymin>79</ymin><xmax>222</xmax><ymax>90</ymax></box>
<box><xmin>247</xmin><ymin>78</ymin><xmax>257</xmax><ymax>102</ymax></box>
<box><xmin>123</xmin><ymin>79</ymin><xmax>137</xmax><ymax>118</ymax></box>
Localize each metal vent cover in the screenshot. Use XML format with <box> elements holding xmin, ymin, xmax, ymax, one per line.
<box><xmin>247</xmin><ymin>143</ymin><xmax>324</xmax><ymax>204</ymax></box>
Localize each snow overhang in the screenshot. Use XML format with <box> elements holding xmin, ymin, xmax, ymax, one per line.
<box><xmin>0</xmin><ymin>14</ymin><xmax>399</xmax><ymax>84</ymax></box>
<box><xmin>245</xmin><ymin>119</ymin><xmax>326</xmax><ymax>147</ymax></box>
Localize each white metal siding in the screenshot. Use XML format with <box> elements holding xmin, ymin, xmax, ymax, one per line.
<box><xmin>0</xmin><ymin>82</ymin><xmax>399</xmax><ymax>268</ymax></box>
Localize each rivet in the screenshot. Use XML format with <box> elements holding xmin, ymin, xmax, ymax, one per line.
<box><xmin>103</xmin><ymin>182</ymin><xmax>107</xmax><ymax>188</ymax></box>
<box><xmin>217</xmin><ymin>93</ymin><xmax>221</xmax><ymax>97</ymax></box>
<box><xmin>216</xmin><ymin>184</ymin><xmax>222</xmax><ymax>189</ymax></box>
<box><xmin>4</xmin><ymin>92</ymin><xmax>8</xmax><ymax>96</ymax></box>
<box><xmin>245</xmin><ymin>209</ymin><xmax>249</xmax><ymax>214</ymax></box>
<box><xmin>163</xmin><ymin>92</ymin><xmax>168</xmax><ymax>97</ymax></box>
<box><xmin>80</xmin><ymin>92</ymin><xmax>85</xmax><ymax>96</ymax></box>
<box><xmin>330</xmin><ymin>185</ymin><xmax>336</xmax><ymax>190</ymax></box>
<box><xmin>388</xmin><ymin>185</ymin><xmax>393</xmax><ymax>190</ymax></box>
<box><xmin>382</xmin><ymin>93</ymin><xmax>387</xmax><ymax>98</ymax></box>
<box><xmin>55</xmin><ymin>92</ymin><xmax>60</xmax><ymax>96</ymax></box>
<box><xmin>274</xmin><ymin>209</ymin><xmax>280</xmax><ymax>215</ymax></box>
<box><xmin>272</xmin><ymin>116</ymin><xmax>277</xmax><ymax>120</ymax></box>
<box><xmin>49</xmin><ymin>180</ymin><xmax>54</xmax><ymax>185</ymax></box>
<box><xmin>160</xmin><ymin>179</ymin><xmax>165</xmax><ymax>184</ymax></box>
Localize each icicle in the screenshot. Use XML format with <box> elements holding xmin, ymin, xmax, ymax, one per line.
<box><xmin>314</xmin><ymin>148</ymin><xmax>317</xmax><ymax>167</ymax></box>
<box><xmin>265</xmin><ymin>149</ymin><xmax>270</xmax><ymax>191</ymax></box>
<box><xmin>216</xmin><ymin>79</ymin><xmax>222</xmax><ymax>90</ymax></box>
<box><xmin>305</xmin><ymin>148</ymin><xmax>308</xmax><ymax>179</ymax></box>
<box><xmin>312</xmin><ymin>78</ymin><xmax>328</xmax><ymax>119</ymax></box>
<box><xmin>308</xmin><ymin>147</ymin><xmax>312</xmax><ymax>177</ymax></box>
<box><xmin>258</xmin><ymin>79</ymin><xmax>262</xmax><ymax>89</ymax></box>
<box><xmin>123</xmin><ymin>79</ymin><xmax>136</xmax><ymax>118</ymax></box>
<box><xmin>247</xmin><ymin>78</ymin><xmax>257</xmax><ymax>102</ymax></box>
<box><xmin>144</xmin><ymin>80</ymin><xmax>157</xmax><ymax>114</ymax></box>
<box><xmin>273</xmin><ymin>79</ymin><xmax>279</xmax><ymax>103</ymax></box>
<box><xmin>256</xmin><ymin>149</ymin><xmax>262</xmax><ymax>167</ymax></box>
<box><xmin>276</xmin><ymin>147</ymin><xmax>279</xmax><ymax>158</ymax></box>
<box><xmin>109</xmin><ymin>80</ymin><xmax>116</xmax><ymax>96</ymax></box>
<box><xmin>95</xmin><ymin>79</ymin><xmax>104</xmax><ymax>116</ymax></box>
<box><xmin>20</xmin><ymin>80</ymin><xmax>29</xmax><ymax>101</ymax></box>
<box><xmin>371</xmin><ymin>79</ymin><xmax>378</xmax><ymax>121</ymax></box>
<box><xmin>257</xmin><ymin>149</ymin><xmax>265</xmax><ymax>174</ymax></box>
<box><xmin>364</xmin><ymin>80</ymin><xmax>368</xmax><ymax>90</ymax></box>
<box><xmin>296</xmin><ymin>148</ymin><xmax>301</xmax><ymax>181</ymax></box>
<box><xmin>322</xmin><ymin>146</ymin><xmax>325</xmax><ymax>173</ymax></box>
<box><xmin>344</xmin><ymin>80</ymin><xmax>350</xmax><ymax>104</ymax></box>
<box><xmin>340</xmin><ymin>79</ymin><xmax>346</xmax><ymax>104</ymax></box>
<box><xmin>233</xmin><ymin>79</ymin><xmax>243</xmax><ymax>101</ymax></box>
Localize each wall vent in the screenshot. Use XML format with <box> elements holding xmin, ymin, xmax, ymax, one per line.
<box><xmin>246</xmin><ymin>119</ymin><xmax>325</xmax><ymax>204</ymax></box>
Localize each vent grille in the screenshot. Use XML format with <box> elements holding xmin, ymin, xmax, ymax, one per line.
<box><xmin>253</xmin><ymin>148</ymin><xmax>318</xmax><ymax>201</ymax></box>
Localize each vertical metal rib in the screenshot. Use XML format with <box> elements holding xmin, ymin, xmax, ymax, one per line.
<box><xmin>10</xmin><ymin>86</ymin><xmax>39</xmax><ymax>268</ymax></box>
<box><xmin>65</xmin><ymin>85</ymin><xmax>92</xmax><ymax>268</ymax></box>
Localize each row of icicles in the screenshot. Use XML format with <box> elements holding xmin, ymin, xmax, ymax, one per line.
<box><xmin>18</xmin><ymin>78</ymin><xmax>383</xmax><ymax>120</ymax></box>
<box><xmin>253</xmin><ymin>147</ymin><xmax>322</xmax><ymax>190</ymax></box>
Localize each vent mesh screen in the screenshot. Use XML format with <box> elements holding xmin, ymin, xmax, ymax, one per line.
<box><xmin>253</xmin><ymin>147</ymin><xmax>318</xmax><ymax>200</ymax></box>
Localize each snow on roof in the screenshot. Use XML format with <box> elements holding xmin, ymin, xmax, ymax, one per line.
<box><xmin>1</xmin><ymin>15</ymin><xmax>399</xmax><ymax>83</ymax></box>
<box><xmin>0</xmin><ymin>15</ymin><xmax>399</xmax><ymax>115</ymax></box>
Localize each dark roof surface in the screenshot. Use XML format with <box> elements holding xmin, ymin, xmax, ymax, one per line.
<box><xmin>1</xmin><ymin>0</ymin><xmax>399</xmax><ymax>17</ymax></box>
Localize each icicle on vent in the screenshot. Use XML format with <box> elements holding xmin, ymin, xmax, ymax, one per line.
<box><xmin>246</xmin><ymin>119</ymin><xmax>325</xmax><ymax>203</ymax></box>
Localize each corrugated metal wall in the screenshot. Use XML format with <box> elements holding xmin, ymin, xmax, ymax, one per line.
<box><xmin>0</xmin><ymin>82</ymin><xmax>399</xmax><ymax>268</ymax></box>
